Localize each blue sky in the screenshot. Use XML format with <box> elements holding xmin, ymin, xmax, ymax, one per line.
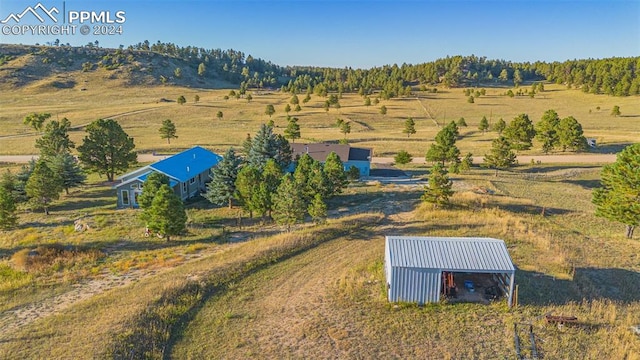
<box><xmin>1</xmin><ymin>0</ymin><xmax>639</xmax><ymax>68</ymax></box>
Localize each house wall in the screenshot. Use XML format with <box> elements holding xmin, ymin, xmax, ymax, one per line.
<box><xmin>344</xmin><ymin>160</ymin><xmax>370</xmax><ymax>177</ymax></box>
<box><xmin>177</xmin><ymin>169</ymin><xmax>210</xmax><ymax>200</ymax></box>
<box><xmin>115</xmin><ymin>179</ymin><xmax>143</xmax><ymax>208</ymax></box>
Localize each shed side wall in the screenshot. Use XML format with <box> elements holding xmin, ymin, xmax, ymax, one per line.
<box><xmin>389</xmin><ymin>267</ymin><xmax>441</xmax><ymax>305</ymax></box>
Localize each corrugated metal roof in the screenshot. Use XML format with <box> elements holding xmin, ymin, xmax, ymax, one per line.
<box><xmin>386</xmin><ymin>236</ymin><xmax>515</xmax><ymax>273</ymax></box>
<box><xmin>149</xmin><ymin>146</ymin><xmax>222</xmax><ymax>182</ymax></box>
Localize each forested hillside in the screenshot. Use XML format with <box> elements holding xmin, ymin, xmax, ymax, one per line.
<box><xmin>1</xmin><ymin>41</ymin><xmax>639</xmax><ymax>97</ymax></box>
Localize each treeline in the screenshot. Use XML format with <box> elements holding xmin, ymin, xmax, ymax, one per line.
<box><xmin>127</xmin><ymin>42</ymin><xmax>640</xmax><ymax>97</ymax></box>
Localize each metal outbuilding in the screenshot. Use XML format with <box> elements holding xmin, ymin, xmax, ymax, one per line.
<box><xmin>384</xmin><ymin>236</ymin><xmax>516</xmax><ymax>307</ymax></box>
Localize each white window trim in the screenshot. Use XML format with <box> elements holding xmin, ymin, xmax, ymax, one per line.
<box><xmin>189</xmin><ymin>177</ymin><xmax>196</xmax><ymax>184</ymax></box>
<box><xmin>121</xmin><ymin>190</ymin><xmax>130</xmax><ymax>206</ymax></box>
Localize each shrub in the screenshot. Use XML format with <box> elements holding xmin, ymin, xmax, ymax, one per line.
<box><xmin>394</xmin><ymin>150</ymin><xmax>413</xmax><ymax>165</ymax></box>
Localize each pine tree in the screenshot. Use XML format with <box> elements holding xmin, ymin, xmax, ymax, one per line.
<box><xmin>35</xmin><ymin>118</ymin><xmax>74</xmax><ymax>158</ymax></box>
<box><xmin>247</xmin><ymin>124</ymin><xmax>292</xmax><ymax>170</ymax></box>
<box><xmin>611</xmin><ymin>105</ymin><xmax>621</xmax><ymax>117</ymax></box>
<box><xmin>421</xmin><ymin>163</ymin><xmax>453</xmax><ymax>208</ymax></box>
<box><xmin>49</xmin><ymin>152</ymin><xmax>86</xmax><ymax>195</ymax></box>
<box><xmin>138</xmin><ymin>172</ymin><xmax>171</xmax><ymax>223</ymax></box>
<box><xmin>492</xmin><ymin>118</ymin><xmax>506</xmax><ymax>134</ymax></box>
<box><xmin>290</xmin><ymin>94</ymin><xmax>299</xmax><ymax>105</ymax></box>
<box><xmin>403</xmin><ymin>117</ymin><xmax>416</xmax><ymax>137</ymax></box>
<box><xmin>25</xmin><ymin>159</ymin><xmax>62</xmax><ymax>215</ymax></box>
<box><xmin>394</xmin><ymin>150</ymin><xmax>413</xmax><ymax>165</ymax></box>
<box><xmin>426</xmin><ymin>122</ymin><xmax>460</xmax><ymax>166</ymax></box>
<box><xmin>205</xmin><ymin>148</ymin><xmax>242</xmax><ymax>208</ymax></box>
<box><xmin>216</xmin><ymin>111</ymin><xmax>223</xmax><ymax>120</ymax></box>
<box><xmin>339</xmin><ymin>121</ymin><xmax>351</xmax><ymax>139</ymax></box>
<box><xmin>284</xmin><ymin>116</ymin><xmax>301</xmax><ymax>143</ymax></box>
<box><xmin>77</xmin><ymin>119</ymin><xmax>137</xmax><ymax>181</ymax></box>
<box><xmin>557</xmin><ymin>116</ymin><xmax>588</xmax><ymax>152</ymax></box>
<box><xmin>159</xmin><ymin>119</ymin><xmax>178</xmax><ymax>144</ymax></box>
<box><xmin>308</xmin><ymin>193</ymin><xmax>328</xmax><ymax>224</ymax></box>
<box><xmin>535</xmin><ymin>109</ymin><xmax>560</xmax><ymax>153</ymax></box>
<box><xmin>379</xmin><ymin>105</ymin><xmax>387</xmax><ymax>115</ymax></box>
<box><xmin>146</xmin><ymin>184</ymin><xmax>187</xmax><ymax>241</ymax></box>
<box><xmin>284</xmin><ymin>104</ymin><xmax>291</xmax><ymax>113</ymax></box>
<box><xmin>265</xmin><ymin>104</ymin><xmax>276</xmax><ymax>118</ymax></box>
<box><xmin>503</xmin><ymin>113</ymin><xmax>536</xmax><ymax>151</ymax></box>
<box><xmin>460</xmin><ymin>152</ymin><xmax>473</xmax><ymax>172</ymax></box>
<box><xmin>177</xmin><ymin>95</ymin><xmax>186</xmax><ymax>105</ymax></box>
<box><xmin>272</xmin><ymin>173</ymin><xmax>306</xmax><ymax>231</ymax></box>
<box><xmin>483</xmin><ymin>136</ymin><xmax>517</xmax><ymax>176</ymax></box>
<box><xmin>0</xmin><ymin>187</ymin><xmax>18</xmax><ymax>230</ymax></box>
<box><xmin>235</xmin><ymin>165</ymin><xmax>262</xmax><ymax>218</ymax></box>
<box><xmin>478</xmin><ymin>116</ymin><xmax>489</xmax><ymax>133</ymax></box>
<box><xmin>592</xmin><ymin>144</ymin><xmax>640</xmax><ymax>238</ymax></box>
<box><xmin>323</xmin><ymin>152</ymin><xmax>347</xmax><ymax>197</ymax></box>
<box><xmin>456</xmin><ymin>117</ymin><xmax>467</xmax><ymax>127</ymax></box>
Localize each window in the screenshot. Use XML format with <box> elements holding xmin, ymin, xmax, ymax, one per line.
<box><xmin>189</xmin><ymin>177</ymin><xmax>196</xmax><ymax>184</ymax></box>
<box><xmin>182</xmin><ymin>182</ymin><xmax>187</xmax><ymax>193</ymax></box>
<box><xmin>121</xmin><ymin>190</ymin><xmax>129</xmax><ymax>206</ymax></box>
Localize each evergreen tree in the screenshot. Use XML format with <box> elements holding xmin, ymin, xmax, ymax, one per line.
<box><xmin>146</xmin><ymin>184</ymin><xmax>187</xmax><ymax>241</ymax></box>
<box><xmin>177</xmin><ymin>95</ymin><xmax>186</xmax><ymax>105</ymax></box>
<box><xmin>460</xmin><ymin>152</ymin><xmax>473</xmax><ymax>172</ymax></box>
<box><xmin>159</xmin><ymin>119</ymin><xmax>178</xmax><ymax>144</ymax></box>
<box><xmin>49</xmin><ymin>152</ymin><xmax>86</xmax><ymax>195</ymax></box>
<box><xmin>216</xmin><ymin>111</ymin><xmax>224</xmax><ymax>120</ymax></box>
<box><xmin>592</xmin><ymin>144</ymin><xmax>640</xmax><ymax>238</ymax></box>
<box><xmin>77</xmin><ymin>119</ymin><xmax>137</xmax><ymax>182</ymax></box>
<box><xmin>23</xmin><ymin>112</ymin><xmax>51</xmax><ymax>132</ymax></box>
<box><xmin>194</xmin><ymin>95</ymin><xmax>200</xmax><ymax>103</ymax></box>
<box><xmin>308</xmin><ymin>193</ymin><xmax>327</xmax><ymax>224</ymax></box>
<box><xmin>260</xmin><ymin>159</ymin><xmax>283</xmax><ymax>218</ymax></box>
<box><xmin>364</xmin><ymin>97</ymin><xmax>371</xmax><ymax>106</ymax></box>
<box><xmin>478</xmin><ymin>116</ymin><xmax>489</xmax><ymax>133</ymax></box>
<box><xmin>403</xmin><ymin>117</ymin><xmax>416</xmax><ymax>137</ymax></box>
<box><xmin>293</xmin><ymin>154</ymin><xmax>319</xmax><ymax>204</ymax></box>
<box><xmin>272</xmin><ymin>173</ymin><xmax>306</xmax><ymax>231</ymax></box>
<box><xmin>205</xmin><ymin>148</ymin><xmax>242</xmax><ymax>208</ymax></box>
<box><xmin>290</xmin><ymin>94</ymin><xmax>299</xmax><ymax>105</ymax></box>
<box><xmin>421</xmin><ymin>163</ymin><xmax>453</xmax><ymax>208</ymax></box>
<box><xmin>284</xmin><ymin>116</ymin><xmax>301</xmax><ymax>143</ymax></box>
<box><xmin>138</xmin><ymin>172</ymin><xmax>170</xmax><ymax>216</ymax></box>
<box><xmin>535</xmin><ymin>109</ymin><xmax>560</xmax><ymax>153</ymax></box>
<box><xmin>503</xmin><ymin>113</ymin><xmax>536</xmax><ymax>151</ymax></box>
<box><xmin>25</xmin><ymin>159</ymin><xmax>62</xmax><ymax>215</ymax></box>
<box><xmin>35</xmin><ymin>118</ymin><xmax>74</xmax><ymax>158</ymax></box>
<box><xmin>0</xmin><ymin>187</ymin><xmax>18</xmax><ymax>230</ymax></box>
<box><xmin>246</xmin><ymin>94</ymin><xmax>253</xmax><ymax>103</ymax></box>
<box><xmin>13</xmin><ymin>160</ymin><xmax>35</xmax><ymax>203</ymax></box>
<box><xmin>379</xmin><ymin>105</ymin><xmax>387</xmax><ymax>115</ymax></box>
<box><xmin>284</xmin><ymin>104</ymin><xmax>291</xmax><ymax>113</ymax></box>
<box><xmin>611</xmin><ymin>105</ymin><xmax>621</xmax><ymax>117</ymax></box>
<box><xmin>265</xmin><ymin>104</ymin><xmax>276</xmax><ymax>118</ymax></box>
<box><xmin>340</xmin><ymin>121</ymin><xmax>351</xmax><ymax>139</ymax></box>
<box><xmin>395</xmin><ymin>150</ymin><xmax>412</xmax><ymax>165</ymax></box>
<box><xmin>483</xmin><ymin>136</ymin><xmax>517</xmax><ymax>176</ymax></box>
<box><xmin>247</xmin><ymin>124</ymin><xmax>292</xmax><ymax>170</ymax></box>
<box><xmin>323</xmin><ymin>152</ymin><xmax>347</xmax><ymax>197</ymax></box>
<box><xmin>235</xmin><ymin>165</ymin><xmax>262</xmax><ymax>218</ymax></box>
<box><xmin>198</xmin><ymin>63</ymin><xmax>206</xmax><ymax>77</ymax></box>
<box><xmin>557</xmin><ymin>116</ymin><xmax>588</xmax><ymax>152</ymax></box>
<box><xmin>456</xmin><ymin>117</ymin><xmax>467</xmax><ymax>127</ymax></box>
<box><xmin>426</xmin><ymin>122</ymin><xmax>460</xmax><ymax>166</ymax></box>
<box><xmin>492</xmin><ymin>118</ymin><xmax>506</xmax><ymax>134</ymax></box>
<box><xmin>294</xmin><ymin>104</ymin><xmax>301</xmax><ymax>112</ymax></box>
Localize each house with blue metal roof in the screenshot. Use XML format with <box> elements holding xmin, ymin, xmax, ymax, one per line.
<box><xmin>384</xmin><ymin>236</ymin><xmax>516</xmax><ymax>307</ymax></box>
<box><xmin>114</xmin><ymin>146</ymin><xmax>222</xmax><ymax>208</ymax></box>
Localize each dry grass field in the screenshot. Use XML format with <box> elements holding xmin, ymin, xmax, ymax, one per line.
<box><xmin>0</xmin><ymin>64</ymin><xmax>639</xmax><ymax>158</ymax></box>
<box><xmin>0</xmin><ymin>62</ymin><xmax>639</xmax><ymax>359</ymax></box>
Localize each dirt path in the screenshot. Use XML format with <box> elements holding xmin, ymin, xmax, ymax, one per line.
<box><xmin>0</xmin><ymin>106</ymin><xmax>163</xmax><ymax>141</ymax></box>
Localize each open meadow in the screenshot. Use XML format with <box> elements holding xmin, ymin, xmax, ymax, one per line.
<box><xmin>0</xmin><ymin>69</ymin><xmax>639</xmax><ymax>358</ymax></box>
<box><xmin>0</xmin><ymin>68</ymin><xmax>639</xmax><ymax>158</ymax></box>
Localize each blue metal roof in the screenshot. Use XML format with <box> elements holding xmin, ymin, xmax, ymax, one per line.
<box><xmin>386</xmin><ymin>236</ymin><xmax>515</xmax><ymax>273</ymax></box>
<box><xmin>149</xmin><ymin>146</ymin><xmax>222</xmax><ymax>183</ymax></box>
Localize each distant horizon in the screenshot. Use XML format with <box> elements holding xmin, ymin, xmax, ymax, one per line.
<box><xmin>1</xmin><ymin>0</ymin><xmax>639</xmax><ymax>68</ymax></box>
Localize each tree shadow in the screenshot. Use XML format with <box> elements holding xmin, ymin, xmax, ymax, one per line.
<box><xmin>561</xmin><ymin>179</ymin><xmax>601</xmax><ymax>190</ymax></box>
<box><xmin>517</xmin><ymin>267</ymin><xmax>640</xmax><ymax>306</ymax></box>
<box><xmin>590</xmin><ymin>143</ymin><xmax>633</xmax><ymax>154</ymax></box>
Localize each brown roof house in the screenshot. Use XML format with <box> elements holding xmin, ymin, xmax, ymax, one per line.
<box><xmin>290</xmin><ymin>143</ymin><xmax>372</xmax><ymax>176</ymax></box>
